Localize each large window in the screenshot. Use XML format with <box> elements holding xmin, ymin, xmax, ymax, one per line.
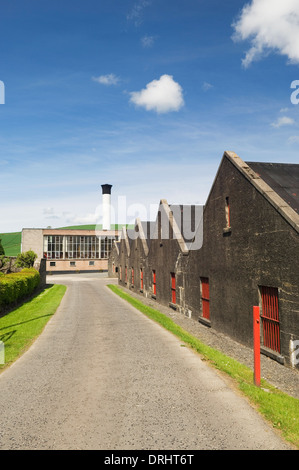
<box><xmin>44</xmin><ymin>235</ymin><xmax>64</xmax><ymax>259</ymax></box>
<box><xmin>65</xmin><ymin>236</ymin><xmax>99</xmax><ymax>259</ymax></box>
<box><xmin>100</xmin><ymin>236</ymin><xmax>114</xmax><ymax>259</ymax></box>
<box><xmin>43</xmin><ymin>234</ymin><xmax>117</xmax><ymax>260</ymax></box>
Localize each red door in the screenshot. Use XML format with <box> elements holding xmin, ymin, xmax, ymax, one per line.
<box><xmin>201</xmin><ymin>277</ymin><xmax>210</xmax><ymax>320</ymax></box>
<box><xmin>171</xmin><ymin>273</ymin><xmax>176</xmax><ymax>304</ymax></box>
<box><xmin>152</xmin><ymin>270</ymin><xmax>156</xmax><ymax>295</ymax></box>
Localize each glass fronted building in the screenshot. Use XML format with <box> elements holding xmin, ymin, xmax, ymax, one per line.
<box><xmin>22</xmin><ymin>228</ymin><xmax>120</xmax><ymax>273</ymax></box>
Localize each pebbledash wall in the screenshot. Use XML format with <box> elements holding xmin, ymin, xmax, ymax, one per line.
<box><xmin>109</xmin><ymin>151</ymin><xmax>299</xmax><ymax>369</ymax></box>
<box><xmin>22</xmin><ymin>228</ymin><xmax>120</xmax><ymax>273</ymax></box>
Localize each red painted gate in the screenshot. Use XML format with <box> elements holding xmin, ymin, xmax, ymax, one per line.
<box><xmin>260</xmin><ymin>286</ymin><xmax>280</xmax><ymax>353</ymax></box>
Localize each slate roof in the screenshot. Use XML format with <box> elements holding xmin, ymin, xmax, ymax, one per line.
<box><xmin>246</xmin><ymin>162</ymin><xmax>299</xmax><ymax>214</ymax></box>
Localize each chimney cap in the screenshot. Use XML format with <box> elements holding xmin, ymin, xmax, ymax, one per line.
<box><xmin>101</xmin><ymin>184</ymin><xmax>112</xmax><ymax>194</ymax></box>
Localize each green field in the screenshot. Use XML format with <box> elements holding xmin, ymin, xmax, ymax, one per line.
<box><xmin>0</xmin><ymin>232</ymin><xmax>22</xmax><ymax>256</ymax></box>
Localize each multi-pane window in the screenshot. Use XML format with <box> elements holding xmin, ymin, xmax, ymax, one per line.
<box><xmin>65</xmin><ymin>236</ymin><xmax>99</xmax><ymax>259</ymax></box>
<box><xmin>43</xmin><ymin>235</ymin><xmax>64</xmax><ymax>259</ymax></box>
<box><xmin>101</xmin><ymin>237</ymin><xmax>114</xmax><ymax>259</ymax></box>
<box><xmin>43</xmin><ymin>235</ymin><xmax>117</xmax><ymax>260</ymax></box>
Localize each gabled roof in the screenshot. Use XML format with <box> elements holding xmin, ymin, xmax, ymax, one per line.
<box><xmin>246</xmin><ymin>162</ymin><xmax>299</xmax><ymax>214</ymax></box>
<box><xmin>225</xmin><ymin>151</ymin><xmax>299</xmax><ymax>233</ymax></box>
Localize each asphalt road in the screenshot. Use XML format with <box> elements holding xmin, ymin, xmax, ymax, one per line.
<box><xmin>0</xmin><ymin>274</ymin><xmax>292</xmax><ymax>450</ymax></box>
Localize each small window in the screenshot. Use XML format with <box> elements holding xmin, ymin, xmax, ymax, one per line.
<box><xmin>225</xmin><ymin>197</ymin><xmax>231</xmax><ymax>228</ymax></box>
<box><xmin>131</xmin><ymin>267</ymin><xmax>134</xmax><ymax>286</ymax></box>
<box><xmin>200</xmin><ymin>277</ymin><xmax>210</xmax><ymax>320</ymax></box>
<box><xmin>89</xmin><ymin>261</ymin><xmax>95</xmax><ymax>266</ymax></box>
<box><xmin>140</xmin><ymin>268</ymin><xmax>144</xmax><ymax>290</ymax></box>
<box><xmin>49</xmin><ymin>261</ymin><xmax>56</xmax><ymax>267</ymax></box>
<box><xmin>70</xmin><ymin>261</ymin><xmax>76</xmax><ymax>267</ymax></box>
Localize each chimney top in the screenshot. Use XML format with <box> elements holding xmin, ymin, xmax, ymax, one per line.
<box><xmin>101</xmin><ymin>184</ymin><xmax>112</xmax><ymax>195</ymax></box>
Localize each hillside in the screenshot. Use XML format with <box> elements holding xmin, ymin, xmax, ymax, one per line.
<box><xmin>0</xmin><ymin>232</ymin><xmax>22</xmax><ymax>256</ymax></box>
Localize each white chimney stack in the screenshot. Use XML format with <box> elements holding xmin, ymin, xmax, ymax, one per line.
<box><xmin>101</xmin><ymin>184</ymin><xmax>112</xmax><ymax>230</ymax></box>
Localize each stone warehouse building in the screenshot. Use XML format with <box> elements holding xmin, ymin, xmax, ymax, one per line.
<box><xmin>109</xmin><ymin>151</ymin><xmax>299</xmax><ymax>369</ymax></box>
<box><xmin>22</xmin><ymin>184</ymin><xmax>121</xmax><ymax>273</ymax></box>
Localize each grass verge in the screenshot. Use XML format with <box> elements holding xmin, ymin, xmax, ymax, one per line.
<box><xmin>108</xmin><ymin>283</ymin><xmax>299</xmax><ymax>449</ymax></box>
<box><xmin>0</xmin><ymin>283</ymin><xmax>66</xmax><ymax>372</ymax></box>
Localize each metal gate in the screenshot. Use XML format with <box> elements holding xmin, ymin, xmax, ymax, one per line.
<box><xmin>260</xmin><ymin>286</ymin><xmax>280</xmax><ymax>353</ymax></box>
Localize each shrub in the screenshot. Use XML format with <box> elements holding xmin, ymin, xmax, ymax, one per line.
<box><xmin>15</xmin><ymin>250</ymin><xmax>38</xmax><ymax>269</ymax></box>
<box><xmin>0</xmin><ymin>268</ymin><xmax>40</xmax><ymax>308</ymax></box>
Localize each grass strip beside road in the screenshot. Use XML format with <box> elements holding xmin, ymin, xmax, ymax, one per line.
<box><xmin>0</xmin><ymin>284</ymin><xmax>66</xmax><ymax>372</ymax></box>
<box><xmin>108</xmin><ymin>284</ymin><xmax>299</xmax><ymax>449</ymax></box>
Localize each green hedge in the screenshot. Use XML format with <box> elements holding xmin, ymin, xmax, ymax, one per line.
<box><xmin>0</xmin><ymin>268</ymin><xmax>40</xmax><ymax>308</ymax></box>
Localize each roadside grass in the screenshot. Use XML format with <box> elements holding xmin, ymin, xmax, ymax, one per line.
<box><xmin>107</xmin><ymin>284</ymin><xmax>299</xmax><ymax>449</ymax></box>
<box><xmin>0</xmin><ymin>284</ymin><xmax>66</xmax><ymax>371</ymax></box>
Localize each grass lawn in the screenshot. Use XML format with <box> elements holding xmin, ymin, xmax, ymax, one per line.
<box><xmin>108</xmin><ymin>283</ymin><xmax>299</xmax><ymax>449</ymax></box>
<box><xmin>0</xmin><ymin>283</ymin><xmax>66</xmax><ymax>371</ymax></box>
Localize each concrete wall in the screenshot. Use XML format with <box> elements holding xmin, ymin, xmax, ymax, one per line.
<box><xmin>21</xmin><ymin>229</ymin><xmax>44</xmax><ymax>259</ymax></box>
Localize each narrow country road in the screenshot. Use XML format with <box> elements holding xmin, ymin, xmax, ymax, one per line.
<box><xmin>0</xmin><ymin>274</ymin><xmax>291</xmax><ymax>450</ymax></box>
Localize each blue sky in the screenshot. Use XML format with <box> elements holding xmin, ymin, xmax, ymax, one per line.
<box><xmin>1</xmin><ymin>0</ymin><xmax>299</xmax><ymax>232</ymax></box>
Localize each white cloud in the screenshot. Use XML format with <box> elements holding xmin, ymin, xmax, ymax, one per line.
<box><xmin>271</xmin><ymin>116</ymin><xmax>295</xmax><ymax>127</ymax></box>
<box><xmin>127</xmin><ymin>0</ymin><xmax>151</xmax><ymax>27</ymax></box>
<box><xmin>141</xmin><ymin>35</ymin><xmax>156</xmax><ymax>48</ymax></box>
<box><xmin>92</xmin><ymin>74</ymin><xmax>120</xmax><ymax>86</ymax></box>
<box><xmin>129</xmin><ymin>75</ymin><xmax>184</xmax><ymax>114</ymax></box>
<box><xmin>202</xmin><ymin>82</ymin><xmax>213</xmax><ymax>92</ymax></box>
<box><xmin>232</xmin><ymin>0</ymin><xmax>299</xmax><ymax>67</ymax></box>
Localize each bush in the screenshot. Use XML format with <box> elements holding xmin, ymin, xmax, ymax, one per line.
<box><xmin>15</xmin><ymin>250</ymin><xmax>38</xmax><ymax>269</ymax></box>
<box><xmin>0</xmin><ymin>268</ymin><xmax>40</xmax><ymax>308</ymax></box>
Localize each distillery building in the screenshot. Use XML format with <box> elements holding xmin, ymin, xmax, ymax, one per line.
<box><xmin>22</xmin><ymin>184</ymin><xmax>121</xmax><ymax>273</ymax></box>
<box><xmin>110</xmin><ymin>151</ymin><xmax>299</xmax><ymax>369</ymax></box>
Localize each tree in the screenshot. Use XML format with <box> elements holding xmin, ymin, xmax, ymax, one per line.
<box><xmin>15</xmin><ymin>250</ymin><xmax>38</xmax><ymax>268</ymax></box>
<box><xmin>0</xmin><ymin>238</ymin><xmax>4</xmax><ymax>256</ymax></box>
